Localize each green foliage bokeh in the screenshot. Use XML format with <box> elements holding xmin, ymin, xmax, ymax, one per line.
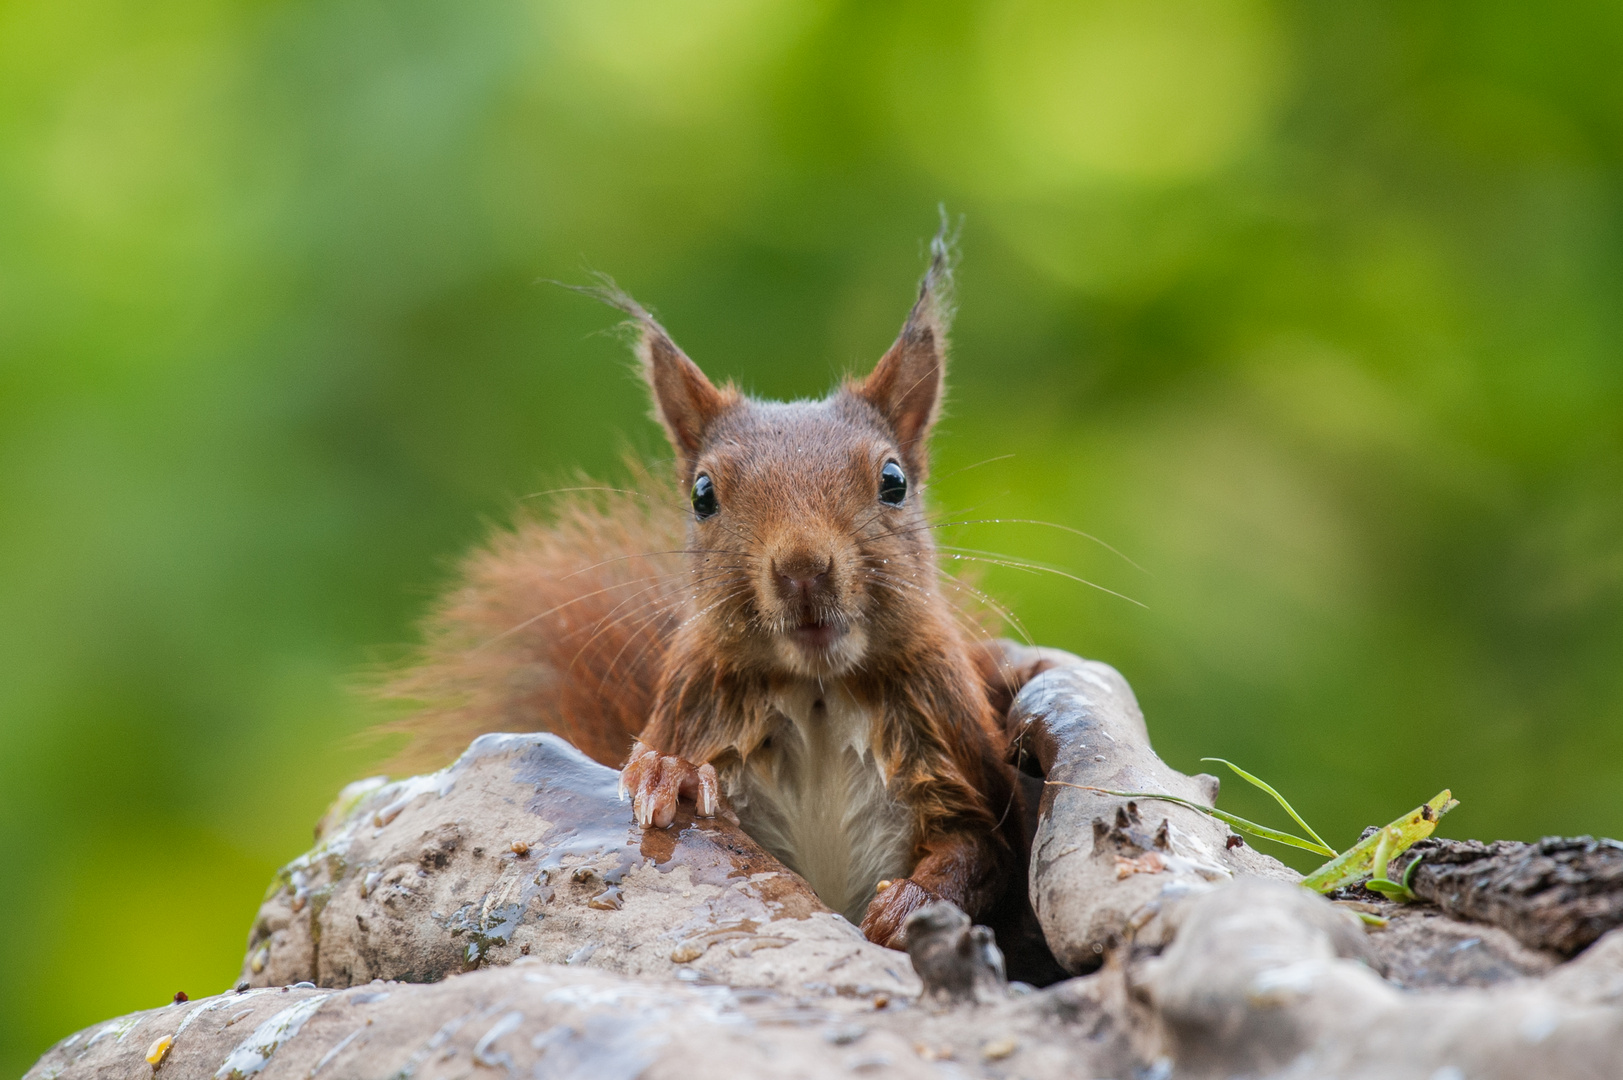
<box><xmin>4</xmin><ymin>0</ymin><xmax>1622</xmax><ymax>1070</ymax></box>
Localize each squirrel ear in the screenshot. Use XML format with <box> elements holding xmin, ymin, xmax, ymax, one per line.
<box><xmin>853</xmin><ymin>241</ymin><xmax>953</xmax><ymax>468</ymax></box>
<box><xmin>573</xmin><ymin>277</ymin><xmax>732</xmax><ymax>468</ymax></box>
<box><xmin>636</xmin><ymin>319</ymin><xmax>730</xmax><ymax>467</ymax></box>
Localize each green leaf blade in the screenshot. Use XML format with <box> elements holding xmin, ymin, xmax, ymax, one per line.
<box><xmin>1200</xmin><ymin>757</ymin><xmax>1332</xmax><ymax>853</ymax></box>
<box><xmin>1045</xmin><ymin>781</ymin><xmax>1337</xmax><ymax>857</ymax></box>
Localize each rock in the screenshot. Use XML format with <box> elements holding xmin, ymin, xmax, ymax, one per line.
<box><xmin>1012</xmin><ymin>658</ymin><xmax>1298</xmax><ymax>972</ymax></box>
<box><xmin>241</xmin><ymin>732</ymin><xmax>916</xmax><ymax>998</ymax></box>
<box><xmin>30</xmin><ymin>646</ymin><xmax>1623</xmax><ymax>1079</ymax></box>
<box><xmin>1130</xmin><ymin>879</ymin><xmax>1623</xmax><ymax>1080</ymax></box>
<box><xmin>1353</xmin><ymin>902</ymin><xmax>1562</xmax><ymax>987</ymax></box>
<box><xmin>27</xmin><ymin>961</ymin><xmax>1133</xmax><ymax>1080</ymax></box>
<box><xmin>33</xmin><ymin>883</ymin><xmax>1623</xmax><ymax>1080</ymax></box>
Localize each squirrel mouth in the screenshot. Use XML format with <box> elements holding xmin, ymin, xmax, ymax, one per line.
<box><xmin>789</xmin><ymin>619</ymin><xmax>845</xmax><ymax>651</ymax></box>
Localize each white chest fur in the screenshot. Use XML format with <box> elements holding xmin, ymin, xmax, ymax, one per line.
<box><xmin>724</xmin><ymin>682</ymin><xmax>916</xmax><ymax>924</ymax></box>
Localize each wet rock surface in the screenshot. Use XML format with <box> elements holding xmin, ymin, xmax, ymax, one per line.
<box><xmin>242</xmin><ymin>732</ymin><xmax>917</xmax><ymax>997</ymax></box>
<box><xmin>29</xmin><ymin>645</ymin><xmax>1623</xmax><ymax>1079</ymax></box>
<box><xmin>29</xmin><ymin>963</ymin><xmax>1131</xmax><ymax>1080</ymax></box>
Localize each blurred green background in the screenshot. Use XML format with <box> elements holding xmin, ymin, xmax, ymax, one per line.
<box><xmin>4</xmin><ymin>0</ymin><xmax>1623</xmax><ymax>1070</ymax></box>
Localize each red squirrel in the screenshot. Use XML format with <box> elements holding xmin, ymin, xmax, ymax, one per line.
<box><xmin>387</xmin><ymin>240</ymin><xmax>1029</xmax><ymax>949</ymax></box>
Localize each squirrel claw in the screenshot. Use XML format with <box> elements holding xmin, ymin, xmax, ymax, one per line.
<box><xmin>621</xmin><ymin>744</ymin><xmax>719</xmax><ymax>829</ymax></box>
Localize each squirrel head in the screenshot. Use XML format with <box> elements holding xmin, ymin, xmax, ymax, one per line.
<box><xmin>618</xmin><ymin>252</ymin><xmax>956</xmax><ymax>680</ymax></box>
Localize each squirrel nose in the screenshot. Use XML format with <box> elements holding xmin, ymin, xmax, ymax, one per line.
<box><xmin>773</xmin><ymin>554</ymin><xmax>832</xmax><ymax>602</ymax></box>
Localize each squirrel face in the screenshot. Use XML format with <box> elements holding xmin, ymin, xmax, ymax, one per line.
<box><xmin>612</xmin><ymin>257</ymin><xmax>954</xmax><ymax>681</ymax></box>
<box><xmin>682</xmin><ymin>396</ymin><xmax>937</xmax><ymax>678</ymax></box>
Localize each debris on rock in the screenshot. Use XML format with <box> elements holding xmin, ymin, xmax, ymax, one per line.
<box><xmin>903</xmin><ymin>902</ymin><xmax>1008</xmax><ymax>1005</ymax></box>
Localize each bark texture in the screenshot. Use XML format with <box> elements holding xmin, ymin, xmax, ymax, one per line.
<box><xmin>1405</xmin><ymin>835</ymin><xmax>1623</xmax><ymax>955</ymax></box>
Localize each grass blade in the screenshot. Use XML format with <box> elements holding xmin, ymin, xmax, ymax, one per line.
<box><xmin>1044</xmin><ymin>781</ymin><xmax>1338</xmax><ymax>857</ymax></box>
<box><xmin>1300</xmin><ymin>790</ymin><xmax>1459</xmax><ymax>894</ymax></box>
<box><xmin>1200</xmin><ymin>757</ymin><xmax>1332</xmax><ymax>853</ymax></box>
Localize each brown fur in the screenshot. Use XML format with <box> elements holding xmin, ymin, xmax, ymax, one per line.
<box><xmin>383</xmin><ymin>234</ymin><xmax>1029</xmax><ymax>939</ymax></box>
<box><xmin>380</xmin><ymin>464</ymin><xmax>688</xmax><ymax>771</ymax></box>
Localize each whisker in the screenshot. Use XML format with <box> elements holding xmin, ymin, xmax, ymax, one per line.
<box><xmin>863</xmin><ymin>573</ymin><xmax>1034</xmax><ymax>713</ymax></box>
<box><xmin>519</xmin><ymin>485</ymin><xmax>656</xmax><ymax>502</ymax></box>
<box><xmin>931</xmin><ymin>453</ymin><xmax>1016</xmax><ymax>482</ymax></box>
<box><xmin>583</xmin><ymin>568</ymin><xmax>750</xmax><ymax>653</ymax></box>
<box><xmin>567</xmin><ymin>587</ymin><xmax>700</xmax><ymax>682</ymax></box>
<box><xmin>559</xmin><ymin>547</ymin><xmax>758</xmax><ymax>582</ymax></box>
<box><xmin>471</xmin><ymin>570</ymin><xmax>697</xmax><ymax>652</ymax></box>
<box><xmin>940</xmin><ymin>552</ymin><xmax>1146</xmax><ymax>609</ymax></box>
<box><xmin>868</xmin><ymin>516</ymin><xmax>1147</xmax><ymax>574</ymax></box>
<box><xmin>518</xmin><ymin>483</ymin><xmax>769</xmax><ymax>555</ymax></box>
<box><xmin>564</xmin><ymin>568</ymin><xmax>746</xmax><ymax>645</ymax></box>
<box><xmin>597</xmin><ymin>584</ymin><xmax>754</xmax><ymax>691</ymax></box>
<box><xmin>488</xmin><ymin>562</ymin><xmax>746</xmax><ymax>671</ymax></box>
<box><xmin>931</xmin><ymin>568</ymin><xmax>1037</xmax><ymax>645</ymax></box>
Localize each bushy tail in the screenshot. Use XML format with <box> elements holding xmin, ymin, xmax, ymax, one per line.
<box><xmin>378</xmin><ymin>464</ymin><xmax>687</xmax><ymax>770</ymax></box>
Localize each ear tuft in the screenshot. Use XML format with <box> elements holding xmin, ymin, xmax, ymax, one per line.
<box><xmin>852</xmin><ymin>214</ymin><xmax>957</xmax><ymax>472</ymax></box>
<box><xmin>565</xmin><ymin>275</ymin><xmax>734</xmax><ymax>473</ymax></box>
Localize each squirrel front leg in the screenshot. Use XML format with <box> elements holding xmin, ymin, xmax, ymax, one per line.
<box><xmin>619</xmin><ymin>741</ymin><xmax>720</xmax><ymax>829</ymax></box>
<box><xmin>859</xmin><ymin>830</ymin><xmax>1006</xmax><ymax>949</ymax></box>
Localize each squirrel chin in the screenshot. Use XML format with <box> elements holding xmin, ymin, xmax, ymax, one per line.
<box><xmin>789</xmin><ymin>620</ymin><xmax>843</xmax><ymax>651</ymax></box>
<box><xmin>771</xmin><ymin>620</ymin><xmax>867</xmax><ymax>679</ymax></box>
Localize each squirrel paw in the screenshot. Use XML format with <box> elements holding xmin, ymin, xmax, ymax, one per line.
<box><xmin>859</xmin><ymin>878</ymin><xmax>938</xmax><ymax>950</ymax></box>
<box><xmin>619</xmin><ymin>744</ymin><xmax>720</xmax><ymax>830</ymax></box>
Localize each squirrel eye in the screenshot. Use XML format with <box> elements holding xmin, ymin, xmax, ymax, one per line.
<box><xmin>878</xmin><ymin>461</ymin><xmax>907</xmax><ymax>506</ymax></box>
<box><xmin>691</xmin><ymin>474</ymin><xmax>719</xmax><ymax>519</ymax></box>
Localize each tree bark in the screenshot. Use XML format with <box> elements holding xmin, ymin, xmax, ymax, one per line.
<box><xmin>1405</xmin><ymin>835</ymin><xmax>1623</xmax><ymax>955</ymax></box>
